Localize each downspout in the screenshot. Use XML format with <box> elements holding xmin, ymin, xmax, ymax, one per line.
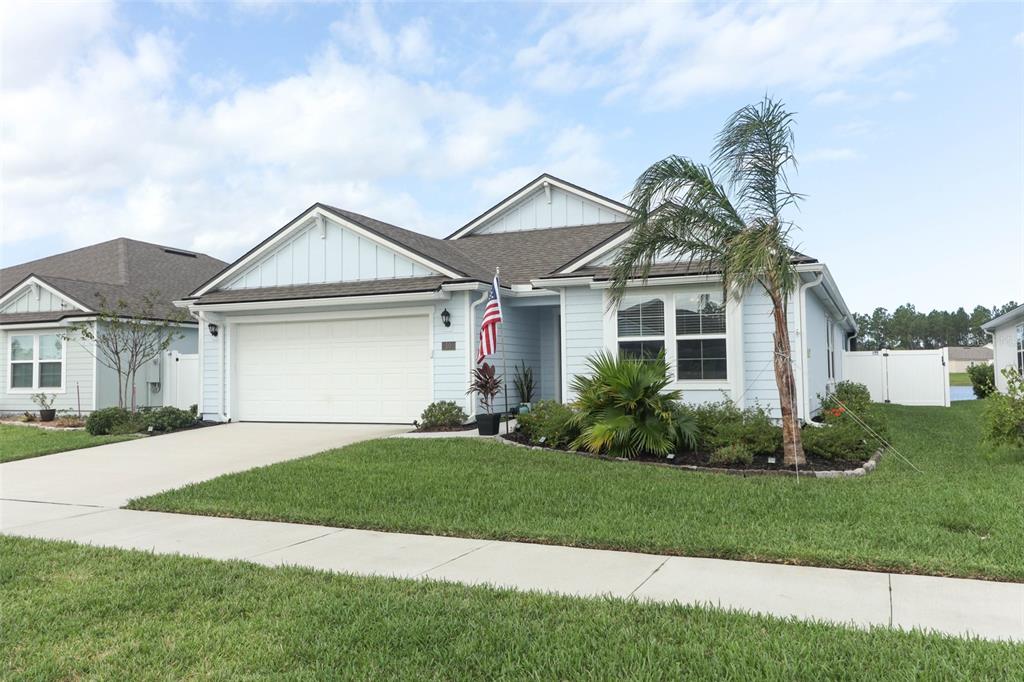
<box><xmin>467</xmin><ymin>290</ymin><xmax>488</xmax><ymax>417</ymax></box>
<box><xmin>798</xmin><ymin>272</ymin><xmax>825</xmax><ymax>422</ymax></box>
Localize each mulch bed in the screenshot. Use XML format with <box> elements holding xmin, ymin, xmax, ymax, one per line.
<box><xmin>415</xmin><ymin>424</ymin><xmax>478</xmax><ymax>433</ymax></box>
<box><xmin>500</xmin><ymin>432</ymin><xmax>880</xmax><ymax>478</ymax></box>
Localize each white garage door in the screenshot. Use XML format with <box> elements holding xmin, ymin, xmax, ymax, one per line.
<box><xmin>234</xmin><ymin>315</ymin><xmax>431</xmax><ymax>423</ymax></box>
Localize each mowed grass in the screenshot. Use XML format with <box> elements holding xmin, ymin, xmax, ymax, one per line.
<box><xmin>950</xmin><ymin>372</ymin><xmax>972</xmax><ymax>387</ymax></box>
<box><xmin>131</xmin><ymin>401</ymin><xmax>1024</xmax><ymax>581</ymax></box>
<box><xmin>0</xmin><ymin>424</ymin><xmax>137</xmax><ymax>463</ymax></box>
<box><xmin>2</xmin><ymin>536</ymin><xmax>1021</xmax><ymax>680</ymax></box>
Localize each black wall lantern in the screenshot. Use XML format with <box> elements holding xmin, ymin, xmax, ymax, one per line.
<box><xmin>440</xmin><ymin>308</ymin><xmax>451</xmax><ymax>328</ymax></box>
<box><xmin>208</xmin><ymin>323</ymin><xmax>219</xmax><ymax>337</ymax></box>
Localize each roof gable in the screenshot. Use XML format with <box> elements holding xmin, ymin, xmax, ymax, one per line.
<box><xmin>0</xmin><ymin>276</ymin><xmax>89</xmax><ymax>315</ymax></box>
<box><xmin>222</xmin><ymin>215</ymin><xmax>441</xmax><ymax>291</ymax></box>
<box><xmin>193</xmin><ymin>205</ymin><xmax>471</xmax><ymax>297</ymax></box>
<box><xmin>448</xmin><ymin>174</ymin><xmax>631</xmax><ymax>240</ymax></box>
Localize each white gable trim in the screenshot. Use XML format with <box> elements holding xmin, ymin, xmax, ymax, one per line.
<box><xmin>557</xmin><ymin>227</ymin><xmax>636</xmax><ymax>274</ymax></box>
<box><xmin>0</xmin><ymin>276</ymin><xmax>92</xmax><ymax>313</ymax></box>
<box><xmin>194</xmin><ymin>206</ymin><xmax>461</xmax><ymax>297</ymax></box>
<box><xmin>449</xmin><ymin>175</ymin><xmax>632</xmax><ymax>240</ymax></box>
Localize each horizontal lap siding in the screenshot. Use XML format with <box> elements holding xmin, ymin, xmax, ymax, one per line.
<box><xmin>804</xmin><ymin>292</ymin><xmax>829</xmax><ymax>415</ymax></box>
<box><xmin>742</xmin><ymin>286</ymin><xmax>797</xmax><ymax>418</ymax></box>
<box><xmin>0</xmin><ymin>326</ymin><xmax>95</xmax><ymax>414</ymax></box>
<box><xmin>433</xmin><ymin>293</ymin><xmax>468</xmax><ymax>410</ymax></box>
<box><xmin>201</xmin><ymin>325</ymin><xmax>222</xmax><ymax>420</ymax></box>
<box><xmin>563</xmin><ymin>287</ymin><xmax>605</xmax><ymax>402</ymax></box>
<box><xmin>475</xmin><ymin>302</ymin><xmax>544</xmax><ymax>412</ymax></box>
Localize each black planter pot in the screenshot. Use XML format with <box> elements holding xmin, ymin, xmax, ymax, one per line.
<box><xmin>477</xmin><ymin>413</ymin><xmax>501</xmax><ymax>436</ymax></box>
<box><xmin>39</xmin><ymin>409</ymin><xmax>56</xmax><ymax>422</ymax></box>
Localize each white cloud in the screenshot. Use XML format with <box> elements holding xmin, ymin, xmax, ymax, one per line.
<box><xmin>472</xmin><ymin>124</ymin><xmax>618</xmax><ymax>202</ymax></box>
<box><xmin>517</xmin><ymin>2</ymin><xmax>953</xmax><ymax>107</ymax></box>
<box><xmin>1014</xmin><ymin>32</ymin><xmax>1024</xmax><ymax>47</ymax></box>
<box><xmin>330</xmin><ymin>4</ymin><xmax>437</xmax><ymax>72</ymax></box>
<box><xmin>1</xmin><ymin>14</ymin><xmax>534</xmax><ymax>260</ymax></box>
<box><xmin>890</xmin><ymin>90</ymin><xmax>915</xmax><ymax>102</ymax></box>
<box><xmin>804</xmin><ymin>147</ymin><xmax>861</xmax><ymax>162</ymax></box>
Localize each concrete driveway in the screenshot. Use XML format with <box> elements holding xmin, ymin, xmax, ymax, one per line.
<box><xmin>0</xmin><ymin>422</ymin><xmax>404</xmax><ymax>507</ymax></box>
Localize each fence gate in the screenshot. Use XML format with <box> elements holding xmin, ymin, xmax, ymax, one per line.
<box><xmin>162</xmin><ymin>351</ymin><xmax>200</xmax><ymax>411</ymax></box>
<box><xmin>842</xmin><ymin>349</ymin><xmax>950</xmax><ymax>407</ymax></box>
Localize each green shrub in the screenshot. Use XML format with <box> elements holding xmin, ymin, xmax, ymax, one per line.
<box><xmin>825</xmin><ymin>381</ymin><xmax>872</xmax><ymax>416</ymax></box>
<box><xmin>517</xmin><ymin>400</ymin><xmax>579</xmax><ymax>449</ymax></box>
<box><xmin>569</xmin><ymin>352</ymin><xmax>691</xmax><ymax>458</ymax></box>
<box><xmin>982</xmin><ymin>368</ymin><xmax>1024</xmax><ymax>449</ymax></box>
<box><xmin>708</xmin><ymin>443</ymin><xmax>753</xmax><ymax>465</ymax></box>
<box><xmin>688</xmin><ymin>401</ymin><xmax>781</xmax><ymax>455</ymax></box>
<box><xmin>967</xmin><ymin>363</ymin><xmax>996</xmax><ymax>399</ymax></box>
<box><xmin>86</xmin><ymin>407</ymin><xmax>144</xmax><ymax>436</ymax></box>
<box><xmin>819</xmin><ymin>381</ymin><xmax>888</xmax><ymax>440</ymax></box>
<box><xmin>802</xmin><ymin>422</ymin><xmax>873</xmax><ymax>461</ymax></box>
<box><xmin>142</xmin><ymin>406</ymin><xmax>198</xmax><ymax>432</ymax></box>
<box><xmin>419</xmin><ymin>401</ymin><xmax>468</xmax><ymax>430</ymax></box>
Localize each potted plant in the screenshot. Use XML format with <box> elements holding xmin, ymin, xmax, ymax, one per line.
<box><xmin>467</xmin><ymin>362</ymin><xmax>502</xmax><ymax>435</ymax></box>
<box><xmin>512</xmin><ymin>361</ymin><xmax>535</xmax><ymax>414</ymax></box>
<box><xmin>32</xmin><ymin>393</ymin><xmax>56</xmax><ymax>422</ymax></box>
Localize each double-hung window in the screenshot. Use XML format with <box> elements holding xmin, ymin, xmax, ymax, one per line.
<box><xmin>675</xmin><ymin>291</ymin><xmax>727</xmax><ymax>380</ymax></box>
<box><xmin>1017</xmin><ymin>324</ymin><xmax>1024</xmax><ymax>374</ymax></box>
<box><xmin>617</xmin><ymin>297</ymin><xmax>665</xmax><ymax>361</ymax></box>
<box><xmin>8</xmin><ymin>334</ymin><xmax>64</xmax><ymax>391</ymax></box>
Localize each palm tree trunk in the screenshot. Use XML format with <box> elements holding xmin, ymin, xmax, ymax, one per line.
<box><xmin>768</xmin><ymin>288</ymin><xmax>806</xmax><ymax>466</ymax></box>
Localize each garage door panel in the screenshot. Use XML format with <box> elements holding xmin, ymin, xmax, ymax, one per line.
<box><xmin>235</xmin><ymin>315</ymin><xmax>430</xmax><ymax>423</ymax></box>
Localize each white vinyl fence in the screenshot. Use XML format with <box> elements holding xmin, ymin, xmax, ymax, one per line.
<box><xmin>162</xmin><ymin>351</ymin><xmax>200</xmax><ymax>411</ymax></box>
<box><xmin>843</xmin><ymin>349</ymin><xmax>950</xmax><ymax>407</ymax></box>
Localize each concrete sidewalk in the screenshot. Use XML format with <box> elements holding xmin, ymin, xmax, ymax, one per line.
<box><xmin>2</xmin><ymin>498</ymin><xmax>1021</xmax><ymax>643</ymax></box>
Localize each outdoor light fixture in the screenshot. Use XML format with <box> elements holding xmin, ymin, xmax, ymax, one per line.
<box><xmin>441</xmin><ymin>308</ymin><xmax>451</xmax><ymax>327</ymax></box>
<box><xmin>208</xmin><ymin>323</ymin><xmax>219</xmax><ymax>337</ymax></box>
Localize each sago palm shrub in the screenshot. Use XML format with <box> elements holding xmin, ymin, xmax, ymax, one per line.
<box><xmin>569</xmin><ymin>352</ymin><xmax>697</xmax><ymax>458</ymax></box>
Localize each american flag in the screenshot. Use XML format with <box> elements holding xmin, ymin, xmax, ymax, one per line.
<box><xmin>477</xmin><ymin>275</ymin><xmax>503</xmax><ymax>364</ymax></box>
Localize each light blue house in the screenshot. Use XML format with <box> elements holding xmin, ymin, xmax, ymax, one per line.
<box><xmin>182</xmin><ymin>174</ymin><xmax>856</xmax><ymax>424</ymax></box>
<box><xmin>0</xmin><ymin>239</ymin><xmax>226</xmax><ymax>414</ymax></box>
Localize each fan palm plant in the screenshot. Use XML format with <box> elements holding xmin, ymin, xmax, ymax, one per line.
<box><xmin>609</xmin><ymin>97</ymin><xmax>807</xmax><ymax>465</ymax></box>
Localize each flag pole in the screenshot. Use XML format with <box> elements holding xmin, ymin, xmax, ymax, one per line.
<box><xmin>496</xmin><ymin>268</ymin><xmax>510</xmax><ymax>434</ymax></box>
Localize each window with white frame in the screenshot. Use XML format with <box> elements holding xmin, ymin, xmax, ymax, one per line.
<box><xmin>675</xmin><ymin>290</ymin><xmax>727</xmax><ymax>380</ymax></box>
<box><xmin>826</xmin><ymin>318</ymin><xmax>836</xmax><ymax>380</ymax></box>
<box><xmin>1017</xmin><ymin>324</ymin><xmax>1024</xmax><ymax>374</ymax></box>
<box><xmin>8</xmin><ymin>334</ymin><xmax>63</xmax><ymax>391</ymax></box>
<box><xmin>617</xmin><ymin>297</ymin><xmax>665</xmax><ymax>361</ymax></box>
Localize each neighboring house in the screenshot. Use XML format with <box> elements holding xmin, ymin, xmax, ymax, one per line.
<box><xmin>179</xmin><ymin>174</ymin><xmax>856</xmax><ymax>425</ymax></box>
<box><xmin>945</xmin><ymin>345</ymin><xmax>994</xmax><ymax>374</ymax></box>
<box><xmin>1</xmin><ymin>239</ymin><xmax>226</xmax><ymax>414</ymax></box>
<box><xmin>981</xmin><ymin>304</ymin><xmax>1024</xmax><ymax>393</ymax></box>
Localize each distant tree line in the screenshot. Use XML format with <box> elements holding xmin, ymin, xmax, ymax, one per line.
<box><xmin>852</xmin><ymin>302</ymin><xmax>1017</xmax><ymax>351</ymax></box>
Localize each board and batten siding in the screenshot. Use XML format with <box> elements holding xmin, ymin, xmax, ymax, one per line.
<box><xmin>473</xmin><ymin>186</ymin><xmax>627</xmax><ymax>235</ymax></box>
<box><xmin>224</xmin><ymin>218</ymin><xmax>435</xmax><ymax>290</ymax></box>
<box><xmin>1</xmin><ymin>286</ymin><xmax>77</xmax><ymax>314</ymax></box>
<box><xmin>0</xmin><ymin>325</ymin><xmax>96</xmax><ymax>414</ymax></box>
<box><xmin>538</xmin><ymin>307</ymin><xmax>560</xmax><ymax>401</ymax></box>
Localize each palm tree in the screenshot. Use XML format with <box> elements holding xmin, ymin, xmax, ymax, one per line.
<box><xmin>609</xmin><ymin>96</ymin><xmax>807</xmax><ymax>465</ymax></box>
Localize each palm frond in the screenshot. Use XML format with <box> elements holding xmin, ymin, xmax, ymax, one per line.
<box><xmin>712</xmin><ymin>95</ymin><xmax>804</xmax><ymax>222</ymax></box>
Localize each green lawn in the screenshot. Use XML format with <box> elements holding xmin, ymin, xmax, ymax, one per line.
<box><xmin>1</xmin><ymin>536</ymin><xmax>1019</xmax><ymax>680</ymax></box>
<box><xmin>950</xmin><ymin>372</ymin><xmax>972</xmax><ymax>387</ymax></box>
<box><xmin>0</xmin><ymin>423</ymin><xmax>137</xmax><ymax>463</ymax></box>
<box><xmin>131</xmin><ymin>401</ymin><xmax>1024</xmax><ymax>582</ymax></box>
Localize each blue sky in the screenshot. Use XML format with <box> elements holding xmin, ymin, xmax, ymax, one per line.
<box><xmin>2</xmin><ymin>1</ymin><xmax>1021</xmax><ymax>313</ymax></box>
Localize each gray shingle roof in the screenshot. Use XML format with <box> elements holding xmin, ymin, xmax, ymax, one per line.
<box><xmin>1</xmin><ymin>238</ymin><xmax>227</xmax><ymax>324</ymax></box>
<box><xmin>947</xmin><ymin>346</ymin><xmax>993</xmax><ymax>361</ymax></box>
<box><xmin>193</xmin><ymin>276</ymin><xmax>449</xmax><ymax>305</ymax></box>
